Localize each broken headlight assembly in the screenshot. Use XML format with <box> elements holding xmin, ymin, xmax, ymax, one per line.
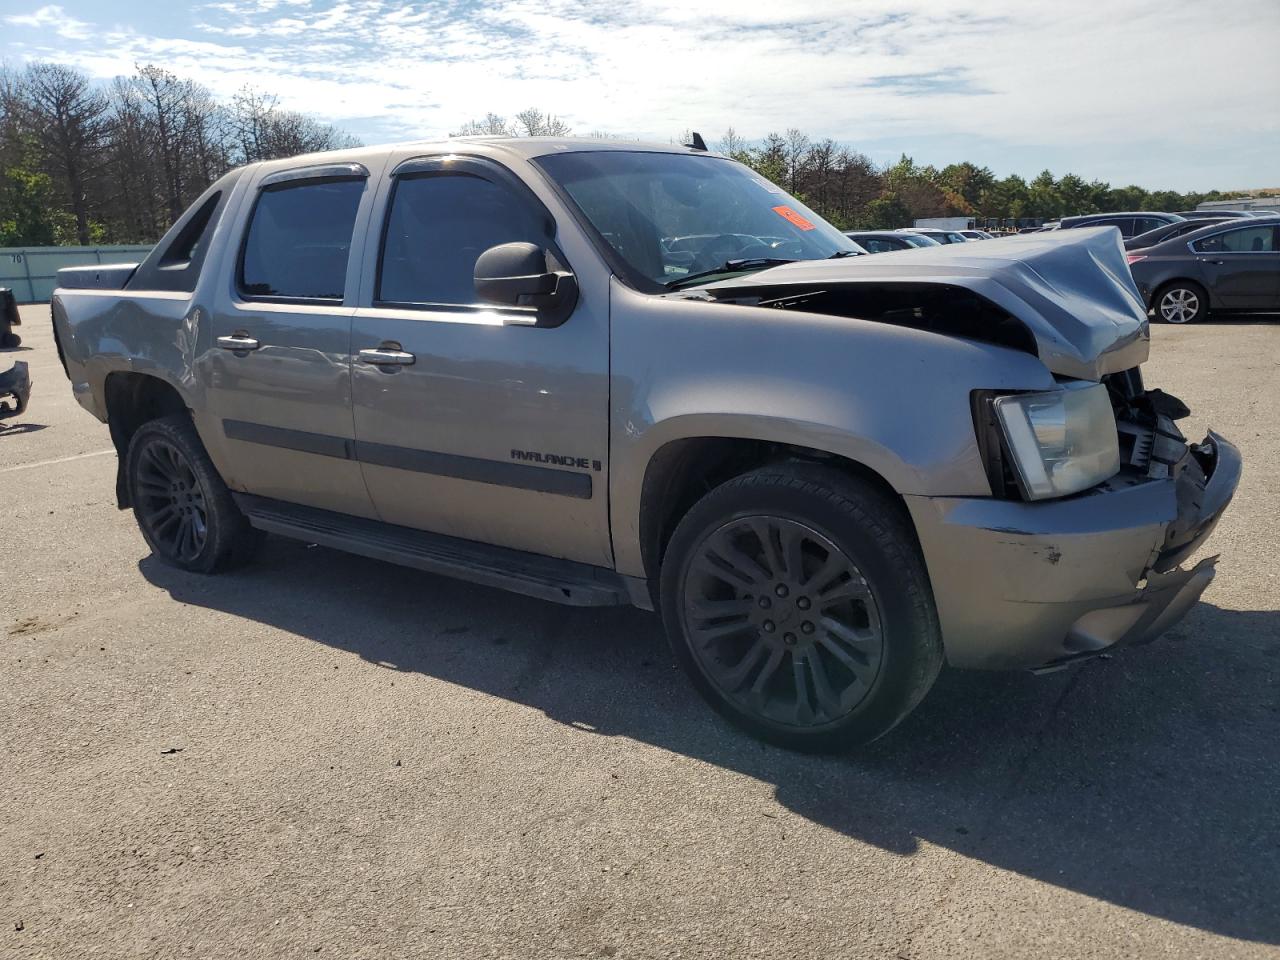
<box><xmin>980</xmin><ymin>381</ymin><xmax>1121</xmax><ymax>501</ymax></box>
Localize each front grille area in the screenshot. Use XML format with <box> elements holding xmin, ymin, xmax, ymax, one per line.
<box><xmin>1104</xmin><ymin>367</ymin><xmax>1193</xmax><ymax>481</ymax></box>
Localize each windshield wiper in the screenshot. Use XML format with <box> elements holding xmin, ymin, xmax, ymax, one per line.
<box><xmin>827</xmin><ymin>250</ymin><xmax>863</xmax><ymax>259</ymax></box>
<box><xmin>666</xmin><ymin>257</ymin><xmax>796</xmax><ymax>290</ymax></box>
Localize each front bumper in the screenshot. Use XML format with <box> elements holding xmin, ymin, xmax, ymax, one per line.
<box><xmin>906</xmin><ymin>431</ymin><xmax>1241</xmax><ymax>669</ymax></box>
<box><xmin>0</xmin><ymin>361</ymin><xmax>31</xmax><ymax>419</ymax></box>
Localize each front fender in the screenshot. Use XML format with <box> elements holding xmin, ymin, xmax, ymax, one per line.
<box><xmin>608</xmin><ymin>280</ymin><xmax>1056</xmax><ymax>578</ymax></box>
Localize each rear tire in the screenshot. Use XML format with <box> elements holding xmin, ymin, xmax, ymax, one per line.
<box><xmin>1153</xmin><ymin>281</ymin><xmax>1208</xmax><ymax>324</ymax></box>
<box><xmin>660</xmin><ymin>464</ymin><xmax>943</xmax><ymax>752</ymax></box>
<box><xmin>126</xmin><ymin>414</ymin><xmax>260</xmax><ymax>573</ymax></box>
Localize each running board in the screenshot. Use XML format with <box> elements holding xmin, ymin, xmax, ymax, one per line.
<box><xmin>234</xmin><ymin>495</ymin><xmax>629</xmax><ymax>608</ymax></box>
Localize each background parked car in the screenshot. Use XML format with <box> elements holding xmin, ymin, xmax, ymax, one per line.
<box><xmin>843</xmin><ymin>230</ymin><xmax>941</xmax><ymax>252</ymax></box>
<box><xmin>960</xmin><ymin>230</ymin><xmax>995</xmax><ymax>240</ymax></box>
<box><xmin>1127</xmin><ymin>217</ymin><xmax>1280</xmax><ymax>323</ymax></box>
<box><xmin>1057</xmin><ymin>212</ymin><xmax>1184</xmax><ymax>238</ymax></box>
<box><xmin>1124</xmin><ymin>217</ymin><xmax>1232</xmax><ymax>251</ymax></box>
<box><xmin>895</xmin><ymin>227</ymin><xmax>968</xmax><ymax>244</ymax></box>
<box><xmin>1176</xmin><ymin>210</ymin><xmax>1263</xmax><ymax>220</ymax></box>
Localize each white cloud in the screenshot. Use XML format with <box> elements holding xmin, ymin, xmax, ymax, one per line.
<box><xmin>5</xmin><ymin>4</ymin><xmax>93</xmax><ymax>40</ymax></box>
<box><xmin>6</xmin><ymin>0</ymin><xmax>1279</xmax><ymax>188</ymax></box>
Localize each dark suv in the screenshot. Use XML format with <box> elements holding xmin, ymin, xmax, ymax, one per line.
<box><xmin>1057</xmin><ymin>212</ymin><xmax>1184</xmax><ymax>239</ymax></box>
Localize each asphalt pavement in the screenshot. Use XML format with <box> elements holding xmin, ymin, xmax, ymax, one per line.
<box><xmin>2</xmin><ymin>303</ymin><xmax>1278</xmax><ymax>959</ymax></box>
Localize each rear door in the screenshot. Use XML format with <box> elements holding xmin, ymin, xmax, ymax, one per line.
<box><xmin>348</xmin><ymin>153</ymin><xmax>612</xmax><ymax>566</ymax></box>
<box><xmin>202</xmin><ymin>162</ymin><xmax>379</xmax><ymax>518</ymax></box>
<box><xmin>1191</xmin><ymin>224</ymin><xmax>1280</xmax><ymax>307</ymax></box>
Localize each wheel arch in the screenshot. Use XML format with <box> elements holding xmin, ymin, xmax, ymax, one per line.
<box><xmin>104</xmin><ymin>372</ymin><xmax>191</xmax><ymax>508</ymax></box>
<box><xmin>635</xmin><ymin>434</ymin><xmax>912</xmax><ymax>588</ymax></box>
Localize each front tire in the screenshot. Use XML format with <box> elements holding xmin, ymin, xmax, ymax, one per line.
<box><xmin>660</xmin><ymin>464</ymin><xmax>943</xmax><ymax>752</ymax></box>
<box><xmin>1153</xmin><ymin>281</ymin><xmax>1208</xmax><ymax>324</ymax></box>
<box><xmin>126</xmin><ymin>414</ymin><xmax>260</xmax><ymax>573</ymax></box>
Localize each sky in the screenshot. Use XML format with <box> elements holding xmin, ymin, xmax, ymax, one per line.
<box><xmin>3</xmin><ymin>0</ymin><xmax>1278</xmax><ymax>191</ymax></box>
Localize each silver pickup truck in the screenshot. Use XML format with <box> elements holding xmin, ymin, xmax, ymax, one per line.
<box><xmin>51</xmin><ymin>137</ymin><xmax>1241</xmax><ymax>751</ymax></box>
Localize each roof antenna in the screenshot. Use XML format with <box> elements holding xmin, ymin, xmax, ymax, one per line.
<box><xmin>685</xmin><ymin>131</ymin><xmax>708</xmax><ymax>151</ymax></box>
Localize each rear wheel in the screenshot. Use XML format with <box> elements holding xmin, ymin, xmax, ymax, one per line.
<box><xmin>660</xmin><ymin>464</ymin><xmax>943</xmax><ymax>752</ymax></box>
<box><xmin>1154</xmin><ymin>281</ymin><xmax>1208</xmax><ymax>324</ymax></box>
<box><xmin>126</xmin><ymin>415</ymin><xmax>260</xmax><ymax>573</ymax></box>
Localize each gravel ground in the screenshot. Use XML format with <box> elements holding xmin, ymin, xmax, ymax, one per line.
<box><xmin>2</xmin><ymin>303</ymin><xmax>1278</xmax><ymax>959</ymax></box>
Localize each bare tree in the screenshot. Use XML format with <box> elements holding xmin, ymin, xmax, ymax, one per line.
<box><xmin>133</xmin><ymin>65</ymin><xmax>192</xmax><ymax>221</ymax></box>
<box><xmin>513</xmin><ymin>108</ymin><xmax>572</xmax><ymax>137</ymax></box>
<box><xmin>228</xmin><ymin>85</ymin><xmax>356</xmax><ymax>164</ymax></box>
<box><xmin>717</xmin><ymin>126</ymin><xmax>747</xmax><ymax>158</ymax></box>
<box><xmin>452</xmin><ymin>112</ymin><xmax>513</xmax><ymax>136</ymax></box>
<box><xmin>16</xmin><ymin>62</ymin><xmax>111</xmax><ymax>243</ymax></box>
<box><xmin>783</xmin><ymin>127</ymin><xmax>810</xmax><ymax>197</ymax></box>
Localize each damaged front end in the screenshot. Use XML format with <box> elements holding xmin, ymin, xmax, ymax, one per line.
<box><xmin>906</xmin><ymin>372</ymin><xmax>1241</xmax><ymax>670</ymax></box>
<box><xmin>689</xmin><ymin>230</ymin><xmax>1240</xmax><ymax>670</ymax></box>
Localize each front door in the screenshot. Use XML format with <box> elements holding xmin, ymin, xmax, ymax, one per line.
<box><xmin>1193</xmin><ymin>223</ymin><xmax>1280</xmax><ymax>308</ymax></box>
<box><xmin>202</xmin><ymin>163</ymin><xmax>378</xmax><ymax>518</ymax></box>
<box><xmin>350</xmin><ymin>155</ymin><xmax>611</xmax><ymax>566</ymax></box>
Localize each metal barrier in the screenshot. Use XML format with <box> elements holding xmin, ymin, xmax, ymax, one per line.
<box><xmin>0</xmin><ymin>245</ymin><xmax>153</xmax><ymax>303</ymax></box>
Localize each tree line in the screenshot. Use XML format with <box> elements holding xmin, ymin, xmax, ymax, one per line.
<box><xmin>1</xmin><ymin>61</ymin><xmax>1232</xmax><ymax>248</ymax></box>
<box><xmin>0</xmin><ymin>61</ymin><xmax>359</xmax><ymax>246</ymax></box>
<box><xmin>712</xmin><ymin>127</ymin><xmax>1228</xmax><ymax>230</ymax></box>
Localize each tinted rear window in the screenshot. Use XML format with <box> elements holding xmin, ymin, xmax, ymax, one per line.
<box><xmin>239</xmin><ymin>178</ymin><xmax>365</xmax><ymax>301</ymax></box>
<box><xmin>1193</xmin><ymin>225</ymin><xmax>1277</xmax><ymax>253</ymax></box>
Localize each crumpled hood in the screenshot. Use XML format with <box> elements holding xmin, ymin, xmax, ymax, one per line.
<box><xmin>702</xmin><ymin>227</ymin><xmax>1150</xmax><ymax>380</ymax></box>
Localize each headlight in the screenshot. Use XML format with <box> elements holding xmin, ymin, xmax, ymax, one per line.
<box><xmin>993</xmin><ymin>382</ymin><xmax>1120</xmax><ymax>500</ymax></box>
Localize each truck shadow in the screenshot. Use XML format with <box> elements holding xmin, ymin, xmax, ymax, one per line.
<box><xmin>140</xmin><ymin>539</ymin><xmax>1280</xmax><ymax>944</ymax></box>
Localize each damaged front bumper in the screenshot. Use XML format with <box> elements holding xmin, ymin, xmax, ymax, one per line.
<box><xmin>0</xmin><ymin>360</ymin><xmax>31</xmax><ymax>419</ymax></box>
<box><xmin>906</xmin><ymin>431</ymin><xmax>1241</xmax><ymax>670</ymax></box>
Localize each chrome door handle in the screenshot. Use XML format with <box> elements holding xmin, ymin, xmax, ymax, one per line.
<box><xmin>217</xmin><ymin>333</ymin><xmax>260</xmax><ymax>351</ymax></box>
<box><xmin>357</xmin><ymin>346</ymin><xmax>416</xmax><ymax>366</ymax></box>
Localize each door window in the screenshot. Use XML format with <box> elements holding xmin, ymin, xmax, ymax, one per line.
<box><xmin>1193</xmin><ymin>226</ymin><xmax>1277</xmax><ymax>253</ymax></box>
<box><xmin>377</xmin><ymin>172</ymin><xmax>549</xmax><ymax>307</ymax></box>
<box><xmin>239</xmin><ymin>178</ymin><xmax>365</xmax><ymax>301</ymax></box>
<box><xmin>1092</xmin><ymin>217</ymin><xmax>1134</xmax><ymax>236</ymax></box>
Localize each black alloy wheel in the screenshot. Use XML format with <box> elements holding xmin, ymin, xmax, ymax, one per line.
<box><xmin>126</xmin><ymin>414</ymin><xmax>260</xmax><ymax>573</ymax></box>
<box><xmin>679</xmin><ymin>515</ymin><xmax>884</xmax><ymax>727</ymax></box>
<box><xmin>133</xmin><ymin>436</ymin><xmax>210</xmax><ymax>564</ymax></box>
<box><xmin>661</xmin><ymin>465</ymin><xmax>943</xmax><ymax>752</ymax></box>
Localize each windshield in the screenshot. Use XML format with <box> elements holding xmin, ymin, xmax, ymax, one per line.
<box><xmin>900</xmin><ymin>233</ymin><xmax>941</xmax><ymax>248</ymax></box>
<box><xmin>535</xmin><ymin>151</ymin><xmax>861</xmax><ymax>291</ymax></box>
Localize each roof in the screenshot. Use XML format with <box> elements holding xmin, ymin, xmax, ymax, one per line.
<box><xmin>243</xmin><ymin>136</ymin><xmax>717</xmax><ymax>177</ymax></box>
<box><xmin>1061</xmin><ymin>211</ymin><xmax>1178</xmax><ymax>222</ymax></box>
<box><xmin>845</xmin><ymin>230</ymin><xmax>925</xmax><ymax>238</ymax></box>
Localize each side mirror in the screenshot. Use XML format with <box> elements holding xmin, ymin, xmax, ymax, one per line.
<box><xmin>474</xmin><ymin>242</ymin><xmax>578</xmax><ymax>322</ymax></box>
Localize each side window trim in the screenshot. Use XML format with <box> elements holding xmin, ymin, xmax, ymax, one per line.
<box><xmin>372</xmin><ymin>154</ymin><xmax>567</xmax><ymax>316</ymax></box>
<box><xmin>235</xmin><ymin>168</ymin><xmax>369</xmax><ymax>306</ymax></box>
<box><xmin>260</xmin><ymin>162</ymin><xmax>369</xmax><ymax>188</ymax></box>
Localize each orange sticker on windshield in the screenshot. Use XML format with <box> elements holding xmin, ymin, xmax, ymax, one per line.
<box><xmin>772</xmin><ymin>205</ymin><xmax>816</xmax><ymax>231</ymax></box>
